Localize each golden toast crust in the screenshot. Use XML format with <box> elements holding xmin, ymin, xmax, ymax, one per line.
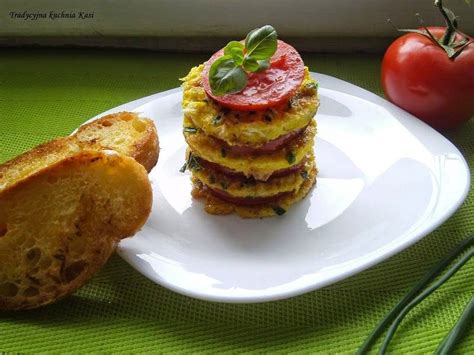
<box><xmin>75</xmin><ymin>112</ymin><xmax>159</xmax><ymax>172</ymax></box>
<box><xmin>0</xmin><ymin>137</ymin><xmax>81</xmax><ymax>192</ymax></box>
<box><xmin>0</xmin><ymin>150</ymin><xmax>152</xmax><ymax>310</ymax></box>
<box><xmin>1</xmin><ymin>111</ymin><xmax>159</xmax><ymax>193</ymax></box>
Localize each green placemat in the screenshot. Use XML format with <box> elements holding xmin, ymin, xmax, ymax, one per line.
<box><xmin>0</xmin><ymin>48</ymin><xmax>472</xmax><ymax>353</ymax></box>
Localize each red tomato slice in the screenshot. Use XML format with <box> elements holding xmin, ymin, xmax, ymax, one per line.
<box><xmin>202</xmin><ymin>40</ymin><xmax>305</xmax><ymax>111</ymax></box>
<box><xmin>220</xmin><ymin>126</ymin><xmax>306</xmax><ymax>155</ymax></box>
<box><xmin>198</xmin><ymin>157</ymin><xmax>306</xmax><ymax>180</ymax></box>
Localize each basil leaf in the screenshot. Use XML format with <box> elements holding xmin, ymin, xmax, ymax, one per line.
<box><xmin>224</xmin><ymin>40</ymin><xmax>244</xmax><ymax>55</ymax></box>
<box><xmin>230</xmin><ymin>48</ymin><xmax>244</xmax><ymax>65</ymax></box>
<box><xmin>209</xmin><ymin>55</ymin><xmax>248</xmax><ymax>96</ymax></box>
<box><xmin>245</xmin><ymin>25</ymin><xmax>277</xmax><ymax>60</ymax></box>
<box><xmin>257</xmin><ymin>59</ymin><xmax>270</xmax><ymax>71</ymax></box>
<box><xmin>243</xmin><ymin>58</ymin><xmax>270</xmax><ymax>72</ymax></box>
<box><xmin>224</xmin><ymin>41</ymin><xmax>244</xmax><ymax>65</ymax></box>
<box><xmin>208</xmin><ymin>26</ymin><xmax>278</xmax><ymax>95</ymax></box>
<box><xmin>242</xmin><ymin>58</ymin><xmax>259</xmax><ymax>72</ymax></box>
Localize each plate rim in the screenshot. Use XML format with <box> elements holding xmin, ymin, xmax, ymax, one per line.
<box><xmin>85</xmin><ymin>72</ymin><xmax>471</xmax><ymax>303</ymax></box>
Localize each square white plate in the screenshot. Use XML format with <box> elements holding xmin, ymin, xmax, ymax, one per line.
<box><xmin>89</xmin><ymin>73</ymin><xmax>470</xmax><ymax>303</ymax></box>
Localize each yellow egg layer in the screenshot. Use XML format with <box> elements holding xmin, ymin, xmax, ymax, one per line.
<box><xmin>181</xmin><ymin>65</ymin><xmax>319</xmax><ymax>146</ymax></box>
<box><xmin>184</xmin><ymin>117</ymin><xmax>316</xmax><ymax>181</ymax></box>
<box><xmin>191</xmin><ymin>154</ymin><xmax>315</xmax><ymax>198</ymax></box>
<box><xmin>191</xmin><ymin>162</ymin><xmax>317</xmax><ymax>218</ymax></box>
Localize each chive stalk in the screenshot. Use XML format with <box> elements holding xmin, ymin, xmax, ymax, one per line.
<box><xmin>357</xmin><ymin>234</ymin><xmax>474</xmax><ymax>354</ymax></box>
<box><xmin>435</xmin><ymin>296</ymin><xmax>474</xmax><ymax>355</ymax></box>
<box><xmin>379</xmin><ymin>247</ymin><xmax>473</xmax><ymax>353</ymax></box>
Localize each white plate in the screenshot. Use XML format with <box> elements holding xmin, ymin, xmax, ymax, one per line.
<box><xmin>91</xmin><ymin>73</ymin><xmax>470</xmax><ymax>303</ymax></box>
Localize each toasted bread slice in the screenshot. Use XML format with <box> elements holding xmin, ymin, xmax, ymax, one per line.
<box><xmin>0</xmin><ymin>137</ymin><xmax>82</xmax><ymax>193</ymax></box>
<box><xmin>0</xmin><ymin>112</ymin><xmax>159</xmax><ymax>192</ymax></box>
<box><xmin>74</xmin><ymin>112</ymin><xmax>159</xmax><ymax>172</ymax></box>
<box><xmin>0</xmin><ymin>150</ymin><xmax>152</xmax><ymax>310</ymax></box>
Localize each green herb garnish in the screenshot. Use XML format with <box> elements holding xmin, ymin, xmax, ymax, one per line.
<box><xmin>221</xmin><ymin>148</ymin><xmax>227</xmax><ymax>158</ymax></box>
<box><xmin>179</xmin><ymin>152</ymin><xmax>201</xmax><ymax>173</ymax></box>
<box><xmin>183</xmin><ymin>127</ymin><xmax>198</xmax><ymax>134</ymax></box>
<box><xmin>188</xmin><ymin>155</ymin><xmax>201</xmax><ymax>171</ymax></box>
<box><xmin>289</xmin><ymin>95</ymin><xmax>300</xmax><ymax>108</ymax></box>
<box><xmin>209</xmin><ymin>25</ymin><xmax>278</xmax><ymax>96</ymax></box>
<box><xmin>212</xmin><ymin>114</ymin><xmax>223</xmax><ymax>125</ymax></box>
<box><xmin>220</xmin><ymin>180</ymin><xmax>229</xmax><ymax>190</ymax></box>
<box><xmin>272</xmin><ymin>206</ymin><xmax>286</xmax><ymax>216</ymax></box>
<box><xmin>305</xmin><ymin>82</ymin><xmax>318</xmax><ymax>91</ymax></box>
<box><xmin>286</xmin><ymin>151</ymin><xmax>296</xmax><ymax>165</ymax></box>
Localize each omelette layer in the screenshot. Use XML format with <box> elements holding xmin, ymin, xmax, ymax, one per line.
<box><xmin>184</xmin><ymin>117</ymin><xmax>316</xmax><ymax>181</ymax></box>
<box><xmin>191</xmin><ymin>161</ymin><xmax>317</xmax><ymax>218</ymax></box>
<box><xmin>181</xmin><ymin>65</ymin><xmax>319</xmax><ymax>146</ymax></box>
<box><xmin>191</xmin><ymin>154</ymin><xmax>315</xmax><ymax>198</ymax></box>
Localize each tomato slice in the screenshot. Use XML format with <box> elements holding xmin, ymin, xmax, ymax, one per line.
<box><xmin>220</xmin><ymin>126</ymin><xmax>306</xmax><ymax>155</ymax></box>
<box><xmin>198</xmin><ymin>157</ymin><xmax>307</xmax><ymax>180</ymax></box>
<box><xmin>202</xmin><ymin>40</ymin><xmax>305</xmax><ymax>111</ymax></box>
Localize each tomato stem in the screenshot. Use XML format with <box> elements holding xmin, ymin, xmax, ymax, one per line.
<box><xmin>435</xmin><ymin>0</ymin><xmax>457</xmax><ymax>46</ymax></box>
<box><xmin>389</xmin><ymin>1</ymin><xmax>471</xmax><ymax>60</ymax></box>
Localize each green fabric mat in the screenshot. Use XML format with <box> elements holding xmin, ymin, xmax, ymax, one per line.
<box><xmin>0</xmin><ymin>48</ymin><xmax>472</xmax><ymax>353</ymax></box>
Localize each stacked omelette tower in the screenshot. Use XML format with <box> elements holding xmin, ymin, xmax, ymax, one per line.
<box><xmin>181</xmin><ymin>41</ymin><xmax>319</xmax><ymax>218</ymax></box>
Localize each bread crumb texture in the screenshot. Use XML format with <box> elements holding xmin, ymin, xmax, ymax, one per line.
<box><xmin>75</xmin><ymin>112</ymin><xmax>159</xmax><ymax>172</ymax></box>
<box><xmin>0</xmin><ymin>150</ymin><xmax>152</xmax><ymax>310</ymax></box>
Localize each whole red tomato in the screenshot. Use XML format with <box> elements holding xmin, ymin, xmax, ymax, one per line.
<box><xmin>382</xmin><ymin>27</ymin><xmax>474</xmax><ymax>130</ymax></box>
